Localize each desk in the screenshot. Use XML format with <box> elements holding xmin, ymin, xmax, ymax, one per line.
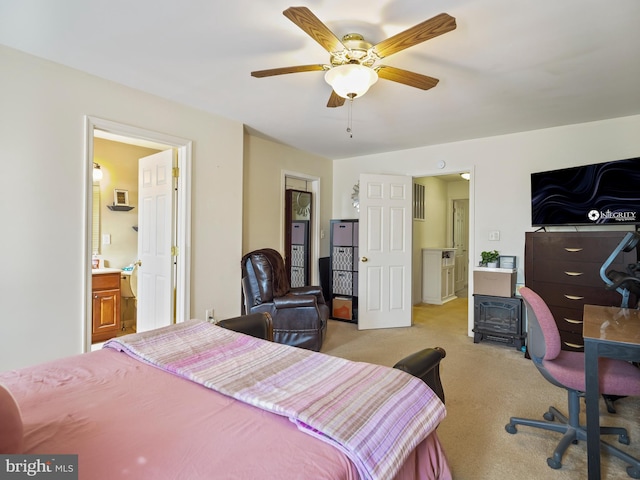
<box><xmin>583</xmin><ymin>305</ymin><xmax>640</xmax><ymax>480</ymax></box>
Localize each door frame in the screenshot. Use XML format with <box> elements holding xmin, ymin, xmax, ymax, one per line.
<box><xmin>83</xmin><ymin>116</ymin><xmax>192</xmax><ymax>352</ymax></box>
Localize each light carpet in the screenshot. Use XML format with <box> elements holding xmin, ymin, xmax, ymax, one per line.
<box><xmin>321</xmin><ymin>296</ymin><xmax>640</xmax><ymax>480</ymax></box>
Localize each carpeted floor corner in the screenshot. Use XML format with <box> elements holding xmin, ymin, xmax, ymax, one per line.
<box><xmin>321</xmin><ymin>296</ymin><xmax>640</xmax><ymax>480</ymax></box>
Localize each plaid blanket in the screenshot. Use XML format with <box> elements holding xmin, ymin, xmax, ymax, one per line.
<box><xmin>105</xmin><ymin>320</ymin><xmax>446</xmax><ymax>480</ymax></box>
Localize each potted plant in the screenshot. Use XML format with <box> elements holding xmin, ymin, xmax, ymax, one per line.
<box><xmin>481</xmin><ymin>250</ymin><xmax>500</xmax><ymax>268</ymax></box>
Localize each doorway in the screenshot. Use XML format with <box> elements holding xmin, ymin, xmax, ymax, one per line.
<box><xmin>282</xmin><ymin>172</ymin><xmax>321</xmax><ymax>285</ymax></box>
<box><xmin>453</xmin><ymin>198</ymin><xmax>469</xmax><ymax>294</ymax></box>
<box><xmin>413</xmin><ymin>173</ymin><xmax>474</xmax><ymax>336</ymax></box>
<box><xmin>285</xmin><ymin>189</ymin><xmax>312</xmax><ymax>287</ymax></box>
<box><xmin>84</xmin><ymin>116</ymin><xmax>192</xmax><ymax>352</ymax></box>
<box><xmin>413</xmin><ymin>172</ymin><xmax>470</xmax><ymax>300</ymax></box>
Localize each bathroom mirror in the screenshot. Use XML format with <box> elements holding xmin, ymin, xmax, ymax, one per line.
<box><xmin>285</xmin><ymin>189</ymin><xmax>312</xmax><ymax>287</ymax></box>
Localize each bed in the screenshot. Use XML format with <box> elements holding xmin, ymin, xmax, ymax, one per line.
<box><xmin>0</xmin><ymin>314</ymin><xmax>451</xmax><ymax>480</ymax></box>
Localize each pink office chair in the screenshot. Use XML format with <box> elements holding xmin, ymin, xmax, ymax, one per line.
<box><xmin>506</xmin><ymin>287</ymin><xmax>640</xmax><ymax>477</ymax></box>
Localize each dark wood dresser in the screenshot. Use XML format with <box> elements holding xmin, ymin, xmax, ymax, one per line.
<box><xmin>524</xmin><ymin>231</ymin><xmax>637</xmax><ymax>351</ymax></box>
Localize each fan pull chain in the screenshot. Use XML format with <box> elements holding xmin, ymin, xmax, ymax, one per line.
<box><xmin>346</xmin><ymin>96</ymin><xmax>354</xmax><ymax>138</ymax></box>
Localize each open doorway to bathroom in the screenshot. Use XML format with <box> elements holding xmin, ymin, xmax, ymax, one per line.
<box><xmin>92</xmin><ymin>134</ymin><xmax>167</xmax><ymax>338</ymax></box>
<box><xmin>84</xmin><ymin>117</ymin><xmax>192</xmax><ymax>351</ymax></box>
<box><xmin>413</xmin><ymin>173</ymin><xmax>470</xmax><ymax>303</ymax></box>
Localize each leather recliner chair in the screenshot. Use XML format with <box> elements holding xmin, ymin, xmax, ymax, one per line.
<box><xmin>241</xmin><ymin>248</ymin><xmax>328</xmax><ymax>351</ymax></box>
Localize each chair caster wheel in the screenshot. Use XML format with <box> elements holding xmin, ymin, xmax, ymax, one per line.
<box><xmin>619</xmin><ymin>434</ymin><xmax>631</xmax><ymax>445</ymax></box>
<box><xmin>505</xmin><ymin>424</ymin><xmax>517</xmax><ymax>434</ymax></box>
<box><xmin>543</xmin><ymin>412</ymin><xmax>555</xmax><ymax>421</ymax></box>
<box><xmin>627</xmin><ymin>466</ymin><xmax>640</xmax><ymax>479</ymax></box>
<box><xmin>547</xmin><ymin>457</ymin><xmax>562</xmax><ymax>469</ymax></box>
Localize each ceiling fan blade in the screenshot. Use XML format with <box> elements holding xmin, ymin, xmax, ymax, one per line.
<box><xmin>377</xmin><ymin>66</ymin><xmax>439</xmax><ymax>90</ymax></box>
<box><xmin>373</xmin><ymin>13</ymin><xmax>456</xmax><ymax>58</ymax></box>
<box><xmin>283</xmin><ymin>6</ymin><xmax>346</xmax><ymax>53</ymax></box>
<box><xmin>251</xmin><ymin>64</ymin><xmax>326</xmax><ymax>78</ymax></box>
<box><xmin>327</xmin><ymin>91</ymin><xmax>346</xmax><ymax>108</ymax></box>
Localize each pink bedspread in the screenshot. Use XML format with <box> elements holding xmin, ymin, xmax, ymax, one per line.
<box><xmin>104</xmin><ymin>320</ymin><xmax>446</xmax><ymax>480</ymax></box>
<box><xmin>1</xmin><ymin>344</ymin><xmax>451</xmax><ymax>480</ymax></box>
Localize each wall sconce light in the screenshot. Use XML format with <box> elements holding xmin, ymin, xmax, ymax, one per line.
<box><xmin>93</xmin><ymin>162</ymin><xmax>103</xmax><ymax>181</ymax></box>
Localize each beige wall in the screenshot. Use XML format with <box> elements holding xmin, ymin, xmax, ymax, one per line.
<box><xmin>333</xmin><ymin>114</ymin><xmax>640</xmax><ymax>332</ymax></box>
<box><xmin>242</xmin><ymin>134</ymin><xmax>333</xmax><ymax>264</ymax></box>
<box><xmin>333</xmin><ymin>114</ymin><xmax>640</xmax><ymax>282</ymax></box>
<box><xmin>93</xmin><ymin>138</ymin><xmax>161</xmax><ymax>269</ymax></box>
<box><xmin>0</xmin><ymin>45</ymin><xmax>244</xmax><ymax>370</ymax></box>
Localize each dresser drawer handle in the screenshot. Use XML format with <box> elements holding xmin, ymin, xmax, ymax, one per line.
<box><xmin>563</xmin><ymin>271</ymin><xmax>584</xmax><ymax>276</ymax></box>
<box><xmin>563</xmin><ymin>341</ymin><xmax>584</xmax><ymax>349</ymax></box>
<box><xmin>564</xmin><ymin>248</ymin><xmax>584</xmax><ymax>253</ymax></box>
<box><xmin>564</xmin><ymin>294</ymin><xmax>584</xmax><ymax>300</ymax></box>
<box><xmin>564</xmin><ymin>318</ymin><xmax>583</xmax><ymax>324</ymax></box>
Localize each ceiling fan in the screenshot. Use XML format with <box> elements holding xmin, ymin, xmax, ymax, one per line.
<box><xmin>251</xmin><ymin>7</ymin><xmax>457</xmax><ymax>108</ymax></box>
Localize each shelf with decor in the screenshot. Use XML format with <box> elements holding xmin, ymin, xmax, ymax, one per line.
<box><xmin>329</xmin><ymin>219</ymin><xmax>359</xmax><ymax>323</ymax></box>
<box><xmin>107</xmin><ymin>205</ymin><xmax>134</xmax><ymax>212</ymax></box>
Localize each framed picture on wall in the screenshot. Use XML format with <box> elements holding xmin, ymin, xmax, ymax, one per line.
<box><xmin>114</xmin><ymin>189</ymin><xmax>129</xmax><ymax>206</ymax></box>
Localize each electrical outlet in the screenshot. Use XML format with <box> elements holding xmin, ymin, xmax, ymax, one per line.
<box><xmin>205</xmin><ymin>309</ymin><xmax>214</xmax><ymax>322</ymax></box>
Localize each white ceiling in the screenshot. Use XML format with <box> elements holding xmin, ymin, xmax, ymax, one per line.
<box><xmin>1</xmin><ymin>0</ymin><xmax>639</xmax><ymax>160</ymax></box>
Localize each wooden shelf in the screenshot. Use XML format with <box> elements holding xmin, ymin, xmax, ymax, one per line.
<box><xmin>107</xmin><ymin>205</ymin><xmax>134</xmax><ymax>212</ymax></box>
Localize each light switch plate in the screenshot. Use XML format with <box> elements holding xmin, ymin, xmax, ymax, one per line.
<box><xmin>102</xmin><ymin>233</ymin><xmax>111</xmax><ymax>245</ymax></box>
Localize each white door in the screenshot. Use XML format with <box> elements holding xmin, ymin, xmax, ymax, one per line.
<box><xmin>137</xmin><ymin>150</ymin><xmax>175</xmax><ymax>332</ymax></box>
<box><xmin>453</xmin><ymin>199</ymin><xmax>469</xmax><ymax>292</ymax></box>
<box><xmin>358</xmin><ymin>174</ymin><xmax>413</xmax><ymax>330</ymax></box>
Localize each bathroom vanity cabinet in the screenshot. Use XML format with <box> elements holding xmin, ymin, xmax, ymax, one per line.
<box><xmin>422</xmin><ymin>248</ymin><xmax>457</xmax><ymax>305</ymax></box>
<box><xmin>92</xmin><ymin>271</ymin><xmax>121</xmax><ymax>343</ymax></box>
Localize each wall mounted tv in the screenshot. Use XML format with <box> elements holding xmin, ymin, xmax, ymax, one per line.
<box><xmin>531</xmin><ymin>157</ymin><xmax>640</xmax><ymax>227</ymax></box>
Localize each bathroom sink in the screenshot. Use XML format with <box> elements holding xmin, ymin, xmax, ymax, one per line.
<box><xmin>92</xmin><ymin>268</ymin><xmax>121</xmax><ymax>275</ymax></box>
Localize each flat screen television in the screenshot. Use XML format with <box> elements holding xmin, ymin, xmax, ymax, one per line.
<box><xmin>531</xmin><ymin>157</ymin><xmax>640</xmax><ymax>227</ymax></box>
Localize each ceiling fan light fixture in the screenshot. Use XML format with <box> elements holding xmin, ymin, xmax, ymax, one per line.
<box><xmin>324</xmin><ymin>64</ymin><xmax>378</xmax><ymax>99</ymax></box>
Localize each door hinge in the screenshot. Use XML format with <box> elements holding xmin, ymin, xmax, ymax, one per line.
<box><xmin>171</xmin><ymin>246</ymin><xmax>179</xmax><ymax>256</ymax></box>
<box><xmin>172</xmin><ymin>167</ymin><xmax>179</xmax><ymax>178</ymax></box>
